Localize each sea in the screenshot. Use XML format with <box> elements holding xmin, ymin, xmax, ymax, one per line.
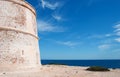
<box><xmin>41</xmin><ymin>60</ymin><xmax>120</xmax><ymax>68</ymax></box>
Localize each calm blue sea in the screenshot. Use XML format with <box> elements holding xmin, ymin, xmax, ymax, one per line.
<box><xmin>41</xmin><ymin>60</ymin><xmax>120</xmax><ymax>68</ymax></box>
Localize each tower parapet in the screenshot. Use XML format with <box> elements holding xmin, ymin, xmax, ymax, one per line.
<box><xmin>0</xmin><ymin>0</ymin><xmax>41</xmax><ymax>68</ymax></box>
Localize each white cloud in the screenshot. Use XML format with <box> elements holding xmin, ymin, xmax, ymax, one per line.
<box><xmin>115</xmin><ymin>28</ymin><xmax>120</xmax><ymax>32</ymax></box>
<box><xmin>87</xmin><ymin>34</ymin><xmax>111</xmax><ymax>39</ymax></box>
<box><xmin>114</xmin><ymin>24</ymin><xmax>120</xmax><ymax>36</ymax></box>
<box><xmin>100</xmin><ymin>39</ymin><xmax>113</xmax><ymax>44</ymax></box>
<box><xmin>98</xmin><ymin>44</ymin><xmax>111</xmax><ymax>50</ymax></box>
<box><xmin>116</xmin><ymin>32</ymin><xmax>120</xmax><ymax>36</ymax></box>
<box><xmin>114</xmin><ymin>24</ymin><xmax>120</xmax><ymax>29</ymax></box>
<box><xmin>115</xmin><ymin>38</ymin><xmax>120</xmax><ymax>42</ymax></box>
<box><xmin>37</xmin><ymin>20</ymin><xmax>65</xmax><ymax>32</ymax></box>
<box><xmin>105</xmin><ymin>34</ymin><xmax>113</xmax><ymax>37</ymax></box>
<box><xmin>52</xmin><ymin>14</ymin><xmax>62</xmax><ymax>21</ymax></box>
<box><xmin>88</xmin><ymin>33</ymin><xmax>114</xmax><ymax>39</ymax></box>
<box><xmin>113</xmin><ymin>23</ymin><xmax>120</xmax><ymax>43</ymax></box>
<box><xmin>41</xmin><ymin>0</ymin><xmax>60</xmax><ymax>10</ymax></box>
<box><xmin>57</xmin><ymin>41</ymin><xmax>79</xmax><ymax>47</ymax></box>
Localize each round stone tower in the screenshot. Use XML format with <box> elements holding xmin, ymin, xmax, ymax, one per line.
<box><xmin>0</xmin><ymin>0</ymin><xmax>41</xmax><ymax>68</ymax></box>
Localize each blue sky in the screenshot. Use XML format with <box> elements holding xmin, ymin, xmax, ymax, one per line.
<box><xmin>26</xmin><ymin>0</ymin><xmax>120</xmax><ymax>60</ymax></box>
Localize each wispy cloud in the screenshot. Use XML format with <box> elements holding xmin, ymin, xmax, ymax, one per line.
<box><xmin>105</xmin><ymin>33</ymin><xmax>114</xmax><ymax>37</ymax></box>
<box><xmin>57</xmin><ymin>41</ymin><xmax>79</xmax><ymax>47</ymax></box>
<box><xmin>43</xmin><ymin>38</ymin><xmax>80</xmax><ymax>48</ymax></box>
<box><xmin>115</xmin><ymin>38</ymin><xmax>120</xmax><ymax>42</ymax></box>
<box><xmin>37</xmin><ymin>0</ymin><xmax>65</xmax><ymax>32</ymax></box>
<box><xmin>87</xmin><ymin>33</ymin><xmax>113</xmax><ymax>39</ymax></box>
<box><xmin>41</xmin><ymin>0</ymin><xmax>60</xmax><ymax>10</ymax></box>
<box><xmin>52</xmin><ymin>14</ymin><xmax>62</xmax><ymax>21</ymax></box>
<box><xmin>114</xmin><ymin>24</ymin><xmax>120</xmax><ymax>36</ymax></box>
<box><xmin>113</xmin><ymin>23</ymin><xmax>120</xmax><ymax>42</ymax></box>
<box><xmin>37</xmin><ymin>20</ymin><xmax>65</xmax><ymax>32</ymax></box>
<box><xmin>114</xmin><ymin>24</ymin><xmax>120</xmax><ymax>32</ymax></box>
<box><xmin>98</xmin><ymin>44</ymin><xmax>111</xmax><ymax>50</ymax></box>
<box><xmin>116</xmin><ymin>32</ymin><xmax>120</xmax><ymax>36</ymax></box>
<box><xmin>97</xmin><ymin>23</ymin><xmax>120</xmax><ymax>51</ymax></box>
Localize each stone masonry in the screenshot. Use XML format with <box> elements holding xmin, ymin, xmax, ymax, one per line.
<box><xmin>0</xmin><ymin>0</ymin><xmax>41</xmax><ymax>68</ymax></box>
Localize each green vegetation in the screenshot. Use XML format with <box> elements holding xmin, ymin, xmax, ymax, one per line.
<box><xmin>86</xmin><ymin>66</ymin><xmax>110</xmax><ymax>71</ymax></box>
<box><xmin>112</xmin><ymin>68</ymin><xmax>116</xmax><ymax>70</ymax></box>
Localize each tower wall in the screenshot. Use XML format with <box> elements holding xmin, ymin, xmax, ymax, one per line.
<box><xmin>0</xmin><ymin>0</ymin><xmax>41</xmax><ymax>67</ymax></box>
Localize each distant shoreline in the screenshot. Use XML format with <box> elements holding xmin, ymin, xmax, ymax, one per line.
<box><xmin>41</xmin><ymin>60</ymin><xmax>120</xmax><ymax>68</ymax></box>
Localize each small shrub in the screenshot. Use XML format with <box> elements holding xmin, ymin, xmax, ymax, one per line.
<box><xmin>86</xmin><ymin>66</ymin><xmax>110</xmax><ymax>71</ymax></box>
<box><xmin>112</xmin><ymin>68</ymin><xmax>116</xmax><ymax>70</ymax></box>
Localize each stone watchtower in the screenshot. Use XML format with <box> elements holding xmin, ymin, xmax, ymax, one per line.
<box><xmin>0</xmin><ymin>0</ymin><xmax>41</xmax><ymax>68</ymax></box>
